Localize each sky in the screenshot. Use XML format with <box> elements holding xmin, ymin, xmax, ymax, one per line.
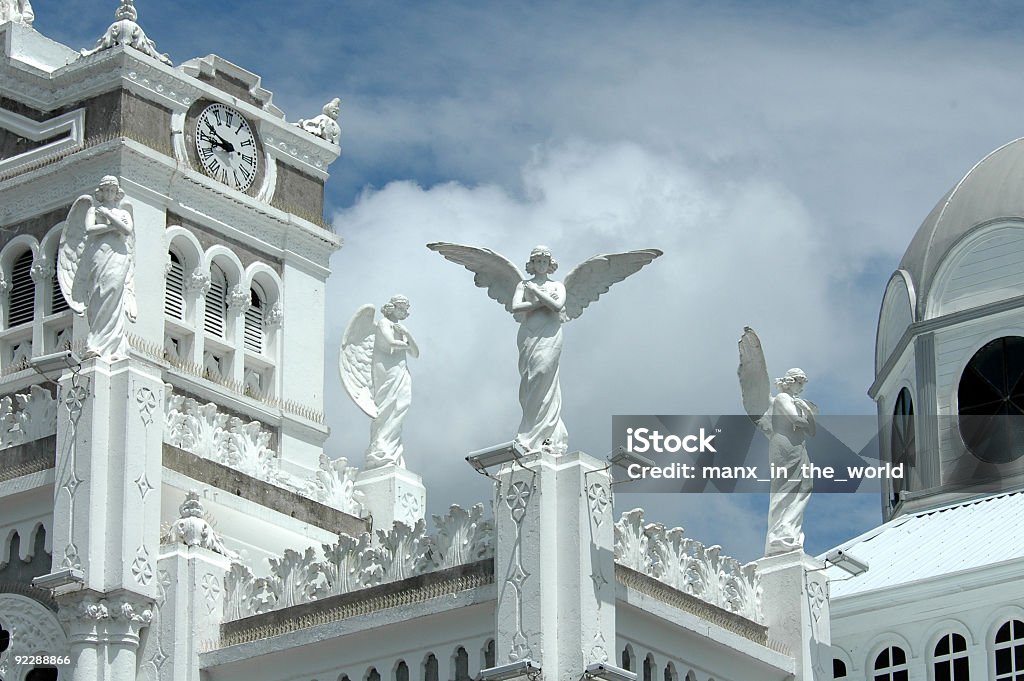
<box><xmin>39</xmin><ymin>0</ymin><xmax>1024</xmax><ymax>562</ymax></box>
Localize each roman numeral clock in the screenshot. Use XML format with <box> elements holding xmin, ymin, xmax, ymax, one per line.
<box><xmin>191</xmin><ymin>102</ymin><xmax>260</xmax><ymax>191</ymax></box>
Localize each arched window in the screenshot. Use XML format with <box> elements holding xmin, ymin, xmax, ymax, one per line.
<box><xmin>933</xmin><ymin>632</ymin><xmax>969</xmax><ymax>681</ymax></box>
<box><xmin>483</xmin><ymin>640</ymin><xmax>495</xmax><ymax>669</ymax></box>
<box><xmin>454</xmin><ymin>647</ymin><xmax>470</xmax><ymax>681</ymax></box>
<box><xmin>25</xmin><ymin>668</ymin><xmax>59</xmax><ymax>680</ymax></box>
<box><xmin>165</xmin><ymin>251</ymin><xmax>185</xmax><ymax>320</ymax></box>
<box><xmin>890</xmin><ymin>388</ymin><xmax>914</xmax><ymax>508</ymax></box>
<box><xmin>958</xmin><ymin>337</ymin><xmax>1024</xmax><ymax>463</ymax></box>
<box><xmin>396</xmin><ymin>661</ymin><xmax>409</xmax><ymax>681</ymax></box>
<box><xmin>873</xmin><ymin>646</ymin><xmax>908</xmax><ymax>681</ymax></box>
<box><xmin>204</xmin><ymin>263</ymin><xmax>227</xmax><ymax>337</ymax></box>
<box><xmin>663</xmin><ymin>662</ymin><xmax>676</xmax><ymax>681</ymax></box>
<box><xmin>50</xmin><ymin>266</ymin><xmax>68</xmax><ymax>315</ymax></box>
<box><xmin>643</xmin><ymin>655</ymin><xmax>653</xmax><ymax>681</ymax></box>
<box><xmin>8</xmin><ymin>250</ymin><xmax>35</xmax><ymax>327</ymax></box>
<box><xmin>423</xmin><ymin>654</ymin><xmax>438</xmax><ymax>681</ymax></box>
<box><xmin>833</xmin><ymin>658</ymin><xmax>847</xmax><ymax>678</ymax></box>
<box><xmin>995</xmin><ymin>619</ymin><xmax>1024</xmax><ymax>680</ymax></box>
<box><xmin>367</xmin><ymin>668</ymin><xmax>380</xmax><ymax>681</ymax></box>
<box><xmin>622</xmin><ymin>647</ymin><xmax>632</xmax><ymax>672</ymax></box>
<box><xmin>244</xmin><ymin>284</ymin><xmax>264</xmax><ymax>353</ymax></box>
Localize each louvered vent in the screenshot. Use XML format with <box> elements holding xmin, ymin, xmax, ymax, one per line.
<box><xmin>165</xmin><ymin>252</ymin><xmax>184</xmax><ymax>320</ymax></box>
<box><xmin>204</xmin><ymin>266</ymin><xmax>226</xmax><ymax>337</ymax></box>
<box><xmin>8</xmin><ymin>251</ymin><xmax>35</xmax><ymax>327</ymax></box>
<box><xmin>244</xmin><ymin>288</ymin><xmax>263</xmax><ymax>353</ymax></box>
<box><xmin>51</xmin><ymin>267</ymin><xmax>69</xmax><ymax>314</ymax></box>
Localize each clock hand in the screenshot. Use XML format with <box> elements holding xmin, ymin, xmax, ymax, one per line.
<box><xmin>203</xmin><ymin>122</ymin><xmax>236</xmax><ymax>152</ymax></box>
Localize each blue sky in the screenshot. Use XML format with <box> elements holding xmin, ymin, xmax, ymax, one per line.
<box><xmin>39</xmin><ymin>0</ymin><xmax>1024</xmax><ymax>561</ymax></box>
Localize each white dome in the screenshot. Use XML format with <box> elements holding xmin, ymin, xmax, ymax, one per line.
<box><xmin>900</xmin><ymin>137</ymin><xmax>1024</xmax><ymax>318</ymax></box>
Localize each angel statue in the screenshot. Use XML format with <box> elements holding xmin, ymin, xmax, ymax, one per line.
<box><xmin>57</xmin><ymin>176</ymin><xmax>137</xmax><ymax>360</ymax></box>
<box><xmin>428</xmin><ymin>243</ymin><xmax>662</xmax><ymax>454</ymax></box>
<box><xmin>0</xmin><ymin>0</ymin><xmax>34</xmax><ymax>26</ymax></box>
<box><xmin>340</xmin><ymin>295</ymin><xmax>419</xmax><ymax>469</ymax></box>
<box><xmin>737</xmin><ymin>327</ymin><xmax>817</xmax><ymax>557</ymax></box>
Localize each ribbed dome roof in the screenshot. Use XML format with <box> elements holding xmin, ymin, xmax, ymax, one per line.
<box><xmin>900</xmin><ymin>137</ymin><xmax>1024</xmax><ymax>316</ymax></box>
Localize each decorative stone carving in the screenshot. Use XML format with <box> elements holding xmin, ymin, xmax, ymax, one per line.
<box><xmin>29</xmin><ymin>259</ymin><xmax>53</xmax><ymax>284</ymax></box>
<box><xmin>264</xmin><ymin>301</ymin><xmax>283</xmax><ymax>329</ymax></box>
<box><xmin>613</xmin><ymin>509</ymin><xmax>764</xmax><ymax>624</ymax></box>
<box><xmin>295</xmin><ymin>98</ymin><xmax>341</xmax><ymax>145</ymax></box>
<box><xmin>227</xmin><ymin>285</ymin><xmax>251</xmax><ymax>314</ymax></box>
<box><xmin>310</xmin><ymin>453</ymin><xmax>364</xmax><ymax>515</ymax></box>
<box><xmin>164</xmin><ymin>490</ymin><xmax>239</xmax><ymax>559</ymax></box>
<box><xmin>0</xmin><ymin>593</ymin><xmax>68</xmax><ymax>680</ymax></box>
<box><xmin>186</xmin><ymin>269</ymin><xmax>211</xmax><ymax>295</ymax></box>
<box><xmin>0</xmin><ymin>0</ymin><xmax>33</xmax><ymax>27</ymax></box>
<box><xmin>377</xmin><ymin>519</ymin><xmax>434</xmax><ymax>582</ymax></box>
<box><xmin>432</xmin><ymin>503</ymin><xmax>492</xmax><ymax>569</ymax></box>
<box><xmin>57</xmin><ymin>176</ymin><xmax>137</xmax><ymax>360</ymax></box>
<box><xmin>340</xmin><ymin>297</ymin><xmax>419</xmax><ymax>469</ymax></box>
<box><xmin>0</xmin><ymin>385</ymin><xmax>57</xmax><ymax>450</ymax></box>
<box><xmin>222</xmin><ymin>505</ymin><xmax>495</xmax><ymax>620</ymax></box>
<box><xmin>428</xmin><ymin>243</ymin><xmax>662</xmax><ymax>454</ymax></box>
<box><xmin>321</xmin><ymin>532</ymin><xmax>383</xmax><ymax>596</ymax></box>
<box><xmin>268</xmin><ymin>547</ymin><xmax>328</xmax><ymax>609</ymax></box>
<box><xmin>81</xmin><ymin>0</ymin><xmax>172</xmax><ymax>65</ymax></box>
<box><xmin>59</xmin><ymin>593</ymin><xmax>154</xmax><ymax>628</ymax></box>
<box><xmin>738</xmin><ymin>327</ymin><xmax>817</xmax><ymax>556</ymax></box>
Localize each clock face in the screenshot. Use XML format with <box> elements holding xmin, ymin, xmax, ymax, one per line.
<box><xmin>195</xmin><ymin>103</ymin><xmax>258</xmax><ymax>191</ymax></box>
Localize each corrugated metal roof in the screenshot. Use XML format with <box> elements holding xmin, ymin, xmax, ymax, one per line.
<box><xmin>823</xmin><ymin>491</ymin><xmax>1024</xmax><ymax>599</ymax></box>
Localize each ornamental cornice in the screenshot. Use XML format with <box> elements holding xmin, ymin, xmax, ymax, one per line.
<box><xmin>0</xmin><ymin>138</ymin><xmax>341</xmax><ymax>271</ymax></box>
<box><xmin>1</xmin><ymin>48</ymin><xmax>338</xmax><ymax>177</ymax></box>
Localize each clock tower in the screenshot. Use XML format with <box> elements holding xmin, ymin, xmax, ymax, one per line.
<box><xmin>0</xmin><ymin>2</ymin><xmax>365</xmax><ymax>680</ymax></box>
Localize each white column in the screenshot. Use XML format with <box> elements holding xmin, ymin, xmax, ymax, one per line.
<box><xmin>493</xmin><ymin>450</ymin><xmax>615</xmax><ymax>681</ymax></box>
<box><xmin>756</xmin><ymin>551</ymin><xmax>831</xmax><ymax>681</ymax></box>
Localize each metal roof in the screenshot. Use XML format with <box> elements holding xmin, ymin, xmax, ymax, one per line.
<box><xmin>823</xmin><ymin>491</ymin><xmax>1024</xmax><ymax>599</ymax></box>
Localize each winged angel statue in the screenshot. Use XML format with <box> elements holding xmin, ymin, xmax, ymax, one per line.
<box><xmin>57</xmin><ymin>176</ymin><xmax>137</xmax><ymax>360</ymax></box>
<box><xmin>428</xmin><ymin>243</ymin><xmax>662</xmax><ymax>454</ymax></box>
<box><xmin>340</xmin><ymin>295</ymin><xmax>419</xmax><ymax>469</ymax></box>
<box><xmin>737</xmin><ymin>327</ymin><xmax>818</xmax><ymax>556</ymax></box>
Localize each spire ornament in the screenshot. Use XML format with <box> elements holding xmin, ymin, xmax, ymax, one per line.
<box><xmin>81</xmin><ymin>0</ymin><xmax>172</xmax><ymax>65</ymax></box>
<box><xmin>0</xmin><ymin>0</ymin><xmax>34</xmax><ymax>27</ymax></box>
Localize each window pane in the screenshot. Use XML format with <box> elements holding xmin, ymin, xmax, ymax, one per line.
<box><xmin>952</xmin><ymin>634</ymin><xmax>967</xmax><ymax>653</ymax></box>
<box><xmin>936</xmin><ymin>635</ymin><xmax>950</xmax><ymax>656</ymax></box>
<box><xmin>998</xmin><ymin>621</ymin><xmax>1013</xmax><ymax>643</ymax></box>
<box><xmin>935</xmin><ymin>661</ymin><xmax>950</xmax><ymax>681</ymax></box>
<box><xmin>893</xmin><ymin>671</ymin><xmax>908</xmax><ymax>681</ymax></box>
<box><xmin>892</xmin><ymin>647</ymin><xmax>906</xmax><ymax>665</ymax></box>
<box><xmin>832</xmin><ymin>659</ymin><xmax>847</xmax><ymax>678</ymax></box>
<box><xmin>876</xmin><ymin>649</ymin><xmax>890</xmax><ymax>668</ymax></box>
<box><xmin>996</xmin><ymin>647</ymin><xmax>1011</xmax><ymax>673</ymax></box>
<box><xmin>952</xmin><ymin>656</ymin><xmax>969</xmax><ymax>680</ymax></box>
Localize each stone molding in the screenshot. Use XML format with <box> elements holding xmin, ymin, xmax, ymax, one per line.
<box><xmin>163</xmin><ymin>387</ymin><xmax>359</xmax><ymax>513</ymax></box>
<box><xmin>613</xmin><ymin>509</ymin><xmax>764</xmax><ymax>624</ymax></box>
<box><xmin>223</xmin><ymin>504</ymin><xmax>494</xmax><ymax>622</ymax></box>
<box><xmin>220</xmin><ymin>559</ymin><xmax>494</xmax><ymax>647</ymax></box>
<box><xmin>615</xmin><ymin>565</ymin><xmax>769</xmax><ymax>646</ymax></box>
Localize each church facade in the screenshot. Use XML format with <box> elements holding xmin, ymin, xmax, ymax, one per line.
<box><xmin>0</xmin><ymin>3</ymin><xmax>1019</xmax><ymax>681</ymax></box>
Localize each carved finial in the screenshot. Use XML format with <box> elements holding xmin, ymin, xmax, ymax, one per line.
<box><xmin>0</xmin><ymin>0</ymin><xmax>34</xmax><ymax>27</ymax></box>
<box><xmin>81</xmin><ymin>0</ymin><xmax>172</xmax><ymax>66</ymax></box>
<box><xmin>164</xmin><ymin>490</ymin><xmax>239</xmax><ymax>559</ymax></box>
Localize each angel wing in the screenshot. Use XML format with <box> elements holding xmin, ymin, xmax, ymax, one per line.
<box><xmin>561</xmin><ymin>249</ymin><xmax>662</xmax><ymax>321</ymax></box>
<box><xmin>56</xmin><ymin>195</ymin><xmax>93</xmax><ymax>315</ymax></box>
<box><xmin>737</xmin><ymin>326</ymin><xmax>771</xmax><ymax>421</ymax></box>
<box><xmin>426</xmin><ymin>242</ymin><xmax>524</xmax><ymax>312</ymax></box>
<box><xmin>122</xmin><ymin>202</ymin><xmax>137</xmax><ymax>322</ymax></box>
<box><xmin>340</xmin><ymin>304</ymin><xmax>378</xmax><ymax>419</ymax></box>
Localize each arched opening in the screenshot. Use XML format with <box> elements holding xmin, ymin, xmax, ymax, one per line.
<box><xmin>890</xmin><ymin>387</ymin><xmax>914</xmax><ymax>508</ymax></box>
<box><xmin>454</xmin><ymin>647</ymin><xmax>470</xmax><ymax>681</ymax></box>
<box><xmin>423</xmin><ymin>654</ymin><xmax>438</xmax><ymax>681</ymax></box>
<box><xmin>395</xmin><ymin>660</ymin><xmax>409</xmax><ymax>681</ymax></box>
<box><xmin>243</xmin><ymin>283</ymin><xmax>264</xmax><ymax>353</ymax></box>
<box><xmin>958</xmin><ymin>337</ymin><xmax>1024</xmax><ymax>463</ymax></box>
<box><xmin>995</xmin><ymin>619</ymin><xmax>1024</xmax><ymax>680</ymax></box>
<box><xmin>8</xmin><ymin>250</ymin><xmax>35</xmax><ymax>327</ymax></box>
<box><xmin>204</xmin><ymin>263</ymin><xmax>228</xmax><ymax>338</ymax></box>
<box><xmin>933</xmin><ymin>632</ymin><xmax>968</xmax><ymax>681</ymax></box>
<box><xmin>165</xmin><ymin>251</ymin><xmax>185</xmax><ymax>320</ymax></box>
<box><xmin>873</xmin><ymin>645</ymin><xmax>908</xmax><ymax>681</ymax></box>
<box><xmin>621</xmin><ymin>646</ymin><xmax>633</xmax><ymax>672</ymax></box>
<box><xmin>833</xmin><ymin>658</ymin><xmax>847</xmax><ymax>678</ymax></box>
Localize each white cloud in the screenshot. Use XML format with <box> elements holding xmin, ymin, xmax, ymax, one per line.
<box><xmin>326</xmin><ymin>138</ymin><xmax>879</xmax><ymax>561</ymax></box>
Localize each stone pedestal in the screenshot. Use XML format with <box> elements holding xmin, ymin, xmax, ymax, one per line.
<box><xmin>756</xmin><ymin>550</ymin><xmax>831</xmax><ymax>681</ymax></box>
<box><xmin>493</xmin><ymin>450</ymin><xmax>615</xmax><ymax>681</ymax></box>
<box><xmin>49</xmin><ymin>355</ymin><xmax>164</xmax><ymax>596</ymax></box>
<box><xmin>142</xmin><ymin>544</ymin><xmax>231</xmax><ymax>681</ymax></box>
<box><xmin>354</xmin><ymin>464</ymin><xmax>426</xmax><ymax>530</ymax></box>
